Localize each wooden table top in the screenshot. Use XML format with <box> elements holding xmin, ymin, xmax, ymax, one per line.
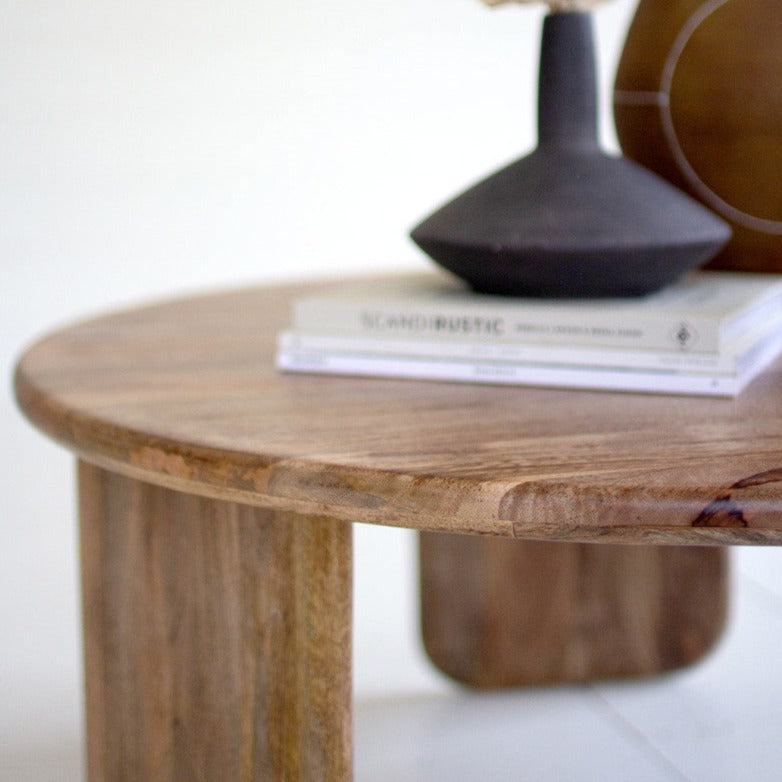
<box><xmin>14</xmin><ymin>275</ymin><xmax>782</xmax><ymax>545</ymax></box>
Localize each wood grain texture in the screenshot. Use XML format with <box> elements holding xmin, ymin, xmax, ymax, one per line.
<box><xmin>14</xmin><ymin>275</ymin><xmax>782</xmax><ymax>544</ymax></box>
<box><xmin>614</xmin><ymin>0</ymin><xmax>782</xmax><ymax>272</ymax></box>
<box><xmin>420</xmin><ymin>532</ymin><xmax>728</xmax><ymax>686</ymax></box>
<box><xmin>79</xmin><ymin>461</ymin><xmax>352</xmax><ymax>782</ymax></box>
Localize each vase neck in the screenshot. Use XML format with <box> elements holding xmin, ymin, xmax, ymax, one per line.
<box><xmin>537</xmin><ymin>12</ymin><xmax>599</xmax><ymax>151</ymax></box>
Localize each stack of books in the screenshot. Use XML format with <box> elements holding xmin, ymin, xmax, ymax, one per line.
<box><xmin>276</xmin><ymin>271</ymin><xmax>782</xmax><ymax>396</ymax></box>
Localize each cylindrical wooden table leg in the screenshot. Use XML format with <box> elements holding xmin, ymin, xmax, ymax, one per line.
<box><xmin>419</xmin><ymin>531</ymin><xmax>729</xmax><ymax>688</ymax></box>
<box><xmin>79</xmin><ymin>461</ymin><xmax>353</xmax><ymax>781</ymax></box>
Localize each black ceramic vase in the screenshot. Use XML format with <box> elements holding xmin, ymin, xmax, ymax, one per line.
<box><xmin>410</xmin><ymin>11</ymin><xmax>731</xmax><ymax>298</ymax></box>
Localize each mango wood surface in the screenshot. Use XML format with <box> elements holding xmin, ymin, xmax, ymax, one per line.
<box><xmin>14</xmin><ymin>274</ymin><xmax>782</xmax><ymax>545</ymax></box>
<box><xmin>420</xmin><ymin>533</ymin><xmax>727</xmax><ymax>687</ymax></box>
<box><xmin>13</xmin><ymin>276</ymin><xmax>760</xmax><ymax>778</ymax></box>
<box><xmin>79</xmin><ymin>461</ymin><xmax>352</xmax><ymax>782</ymax></box>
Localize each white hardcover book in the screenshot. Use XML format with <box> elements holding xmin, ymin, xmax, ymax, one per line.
<box><xmin>278</xmin><ymin>310</ymin><xmax>782</xmax><ymax>375</ymax></box>
<box><xmin>276</xmin><ymin>350</ymin><xmax>757</xmax><ymax>397</ymax></box>
<box><xmin>292</xmin><ymin>271</ymin><xmax>782</xmax><ymax>353</ymax></box>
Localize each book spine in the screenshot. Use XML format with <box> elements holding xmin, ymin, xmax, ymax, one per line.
<box><xmin>278</xmin><ymin>331</ymin><xmax>746</xmax><ymax>373</ymax></box>
<box><xmin>293</xmin><ymin>300</ymin><xmax>725</xmax><ymax>352</ymax></box>
<box><xmin>276</xmin><ymin>350</ymin><xmax>741</xmax><ymax>397</ymax></box>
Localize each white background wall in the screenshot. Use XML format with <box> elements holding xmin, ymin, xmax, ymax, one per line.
<box><xmin>12</xmin><ymin>2</ymin><xmax>777</xmax><ymax>780</ymax></box>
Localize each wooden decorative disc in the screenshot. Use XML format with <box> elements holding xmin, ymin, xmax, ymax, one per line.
<box><xmin>614</xmin><ymin>0</ymin><xmax>782</xmax><ymax>272</ymax></box>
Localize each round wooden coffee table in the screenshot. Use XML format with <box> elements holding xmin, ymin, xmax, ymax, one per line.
<box><xmin>14</xmin><ymin>277</ymin><xmax>782</xmax><ymax>781</ymax></box>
